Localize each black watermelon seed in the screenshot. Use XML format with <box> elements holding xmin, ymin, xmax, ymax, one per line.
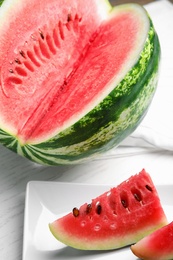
<box><xmin>15</xmin><ymin>58</ymin><xmax>21</xmax><ymax>64</ymax></box>
<box><xmin>146</xmin><ymin>185</ymin><xmax>153</xmax><ymax>192</ymax></box>
<box><xmin>121</xmin><ymin>199</ymin><xmax>128</xmax><ymax>208</ymax></box>
<box><xmin>67</xmin><ymin>13</ymin><xmax>72</xmax><ymax>22</ymax></box>
<box><xmin>134</xmin><ymin>193</ymin><xmax>142</xmax><ymax>202</ymax></box>
<box><xmin>39</xmin><ymin>30</ymin><xmax>44</xmax><ymax>40</ymax></box>
<box><xmin>72</xmin><ymin>207</ymin><xmax>79</xmax><ymax>217</ymax></box>
<box><xmin>19</xmin><ymin>50</ymin><xmax>26</xmax><ymax>58</ymax></box>
<box><xmin>86</xmin><ymin>203</ymin><xmax>92</xmax><ymax>214</ymax></box>
<box><xmin>96</xmin><ymin>204</ymin><xmax>102</xmax><ymax>215</ymax></box>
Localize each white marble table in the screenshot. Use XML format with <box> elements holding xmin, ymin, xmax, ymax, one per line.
<box><xmin>1</xmin><ymin>1</ymin><xmax>173</xmax><ymax>259</ymax></box>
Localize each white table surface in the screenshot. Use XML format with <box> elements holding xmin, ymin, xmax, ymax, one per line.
<box><xmin>1</xmin><ymin>1</ymin><xmax>173</xmax><ymax>259</ymax></box>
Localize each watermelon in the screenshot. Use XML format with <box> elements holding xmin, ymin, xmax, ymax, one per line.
<box><xmin>0</xmin><ymin>0</ymin><xmax>160</xmax><ymax>165</ymax></box>
<box><xmin>49</xmin><ymin>169</ymin><xmax>167</xmax><ymax>250</ymax></box>
<box><xmin>131</xmin><ymin>221</ymin><xmax>173</xmax><ymax>260</ymax></box>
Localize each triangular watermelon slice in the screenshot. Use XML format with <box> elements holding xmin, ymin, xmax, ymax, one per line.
<box><xmin>131</xmin><ymin>221</ymin><xmax>173</xmax><ymax>260</ymax></box>
<box><xmin>49</xmin><ymin>169</ymin><xmax>167</xmax><ymax>250</ymax></box>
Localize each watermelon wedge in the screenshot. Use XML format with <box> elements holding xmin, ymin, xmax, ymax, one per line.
<box><xmin>131</xmin><ymin>221</ymin><xmax>173</xmax><ymax>260</ymax></box>
<box><xmin>49</xmin><ymin>169</ymin><xmax>167</xmax><ymax>250</ymax></box>
<box><xmin>0</xmin><ymin>0</ymin><xmax>160</xmax><ymax>165</ymax></box>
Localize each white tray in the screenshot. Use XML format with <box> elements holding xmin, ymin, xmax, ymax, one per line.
<box><xmin>22</xmin><ymin>181</ymin><xmax>173</xmax><ymax>260</ymax></box>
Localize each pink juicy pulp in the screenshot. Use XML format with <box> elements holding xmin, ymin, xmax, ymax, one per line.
<box><xmin>132</xmin><ymin>221</ymin><xmax>173</xmax><ymax>259</ymax></box>
<box><xmin>0</xmin><ymin>11</ymin><xmax>138</xmax><ymax>144</ymax></box>
<box><xmin>143</xmin><ymin>221</ymin><xmax>173</xmax><ymax>254</ymax></box>
<box><xmin>53</xmin><ymin>197</ymin><xmax>165</xmax><ymax>240</ymax></box>
<box><xmin>50</xmin><ymin>170</ymin><xmax>167</xmax><ymax>244</ymax></box>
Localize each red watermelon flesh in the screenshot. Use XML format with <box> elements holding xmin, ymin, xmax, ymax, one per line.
<box><xmin>49</xmin><ymin>169</ymin><xmax>167</xmax><ymax>250</ymax></box>
<box><xmin>131</xmin><ymin>221</ymin><xmax>173</xmax><ymax>260</ymax></box>
<box><xmin>0</xmin><ymin>0</ymin><xmax>110</xmax><ymax>144</ymax></box>
<box><xmin>0</xmin><ymin>1</ymin><xmax>149</xmax><ymax>145</ymax></box>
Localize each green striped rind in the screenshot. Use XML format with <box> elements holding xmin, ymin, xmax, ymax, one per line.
<box><xmin>0</xmin><ymin>19</ymin><xmax>160</xmax><ymax>165</ymax></box>
<box><xmin>0</xmin><ymin>0</ymin><xmax>4</xmax><ymax>7</ymax></box>
<box><xmin>0</xmin><ymin>128</ymin><xmax>18</xmax><ymax>151</ymax></box>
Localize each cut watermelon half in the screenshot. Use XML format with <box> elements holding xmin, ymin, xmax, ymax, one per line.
<box><xmin>49</xmin><ymin>169</ymin><xmax>167</xmax><ymax>250</ymax></box>
<box><xmin>0</xmin><ymin>0</ymin><xmax>160</xmax><ymax>165</ymax></box>
<box><xmin>131</xmin><ymin>221</ymin><xmax>173</xmax><ymax>260</ymax></box>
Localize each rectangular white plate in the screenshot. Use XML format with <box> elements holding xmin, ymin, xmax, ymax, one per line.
<box><xmin>22</xmin><ymin>181</ymin><xmax>173</xmax><ymax>260</ymax></box>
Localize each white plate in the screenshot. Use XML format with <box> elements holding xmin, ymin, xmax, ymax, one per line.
<box><xmin>22</xmin><ymin>181</ymin><xmax>173</xmax><ymax>260</ymax></box>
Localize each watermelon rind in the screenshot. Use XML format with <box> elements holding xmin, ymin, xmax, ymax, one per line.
<box><xmin>0</xmin><ymin>0</ymin><xmax>4</xmax><ymax>6</ymax></box>
<box><xmin>0</xmin><ymin>2</ymin><xmax>160</xmax><ymax>165</ymax></box>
